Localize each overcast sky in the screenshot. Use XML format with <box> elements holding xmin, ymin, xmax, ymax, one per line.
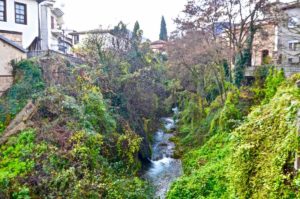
<box><xmin>60</xmin><ymin>0</ymin><xmax>187</xmax><ymax>41</ymax></box>
<box><xmin>59</xmin><ymin>0</ymin><xmax>294</xmax><ymax>41</ymax></box>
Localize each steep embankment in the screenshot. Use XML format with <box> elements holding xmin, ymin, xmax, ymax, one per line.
<box><xmin>0</xmin><ymin>59</ymin><xmax>153</xmax><ymax>198</ymax></box>
<box><xmin>0</xmin><ymin>60</ymin><xmax>45</xmax><ymax>135</ymax></box>
<box><xmin>168</xmin><ymin>75</ymin><xmax>300</xmax><ymax>198</ymax></box>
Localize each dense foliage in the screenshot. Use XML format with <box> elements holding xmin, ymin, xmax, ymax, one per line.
<box><xmin>0</xmin><ymin>63</ymin><xmax>154</xmax><ymax>198</ymax></box>
<box><xmin>0</xmin><ymin>20</ymin><xmax>173</xmax><ymax>198</ymax></box>
<box><xmin>168</xmin><ymin>72</ymin><xmax>300</xmax><ymax>198</ymax></box>
<box><xmin>1</xmin><ymin>7</ymin><xmax>300</xmax><ymax>198</ymax></box>
<box><xmin>0</xmin><ymin>60</ymin><xmax>45</xmax><ymax>135</ymax></box>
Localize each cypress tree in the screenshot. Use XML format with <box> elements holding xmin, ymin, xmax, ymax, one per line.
<box><xmin>159</xmin><ymin>16</ymin><xmax>168</xmax><ymax>41</ymax></box>
<box><xmin>132</xmin><ymin>21</ymin><xmax>140</xmax><ymax>40</ymax></box>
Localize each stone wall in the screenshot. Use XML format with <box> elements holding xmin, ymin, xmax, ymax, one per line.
<box><xmin>0</xmin><ymin>39</ymin><xmax>26</xmax><ymax>96</ymax></box>
<box><xmin>245</xmin><ymin>65</ymin><xmax>300</xmax><ymax>78</ymax></box>
<box><xmin>0</xmin><ymin>31</ymin><xmax>23</xmax><ymax>46</ymax></box>
<box><xmin>252</xmin><ymin>24</ymin><xmax>276</xmax><ymax>66</ymax></box>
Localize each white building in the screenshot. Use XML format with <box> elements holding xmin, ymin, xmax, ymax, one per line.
<box><xmin>0</xmin><ymin>0</ymin><xmax>72</xmax><ymax>95</ymax></box>
<box><xmin>38</xmin><ymin>0</ymin><xmax>72</xmax><ymax>54</ymax></box>
<box><xmin>0</xmin><ymin>0</ymin><xmax>39</xmax><ymax>48</ymax></box>
<box><xmin>69</xmin><ymin>28</ymin><xmax>133</xmax><ymax>55</ymax></box>
<box><xmin>0</xmin><ymin>0</ymin><xmax>71</xmax><ymax>53</ymax></box>
<box><xmin>69</xmin><ymin>29</ymin><xmax>112</xmax><ymax>48</ymax></box>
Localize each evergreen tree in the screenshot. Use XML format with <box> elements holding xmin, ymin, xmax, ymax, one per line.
<box><xmin>131</xmin><ymin>21</ymin><xmax>143</xmax><ymax>51</ymax></box>
<box><xmin>159</xmin><ymin>16</ymin><xmax>168</xmax><ymax>41</ymax></box>
<box><xmin>132</xmin><ymin>21</ymin><xmax>140</xmax><ymax>40</ymax></box>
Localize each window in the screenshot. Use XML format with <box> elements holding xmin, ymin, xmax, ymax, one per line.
<box><xmin>288</xmin><ymin>17</ymin><xmax>299</xmax><ymax>28</ymax></box>
<box><xmin>277</xmin><ymin>54</ymin><xmax>282</xmax><ymax>65</ymax></box>
<box><xmin>51</xmin><ymin>16</ymin><xmax>55</xmax><ymax>29</ymax></box>
<box><xmin>288</xmin><ymin>57</ymin><xmax>300</xmax><ymax>64</ymax></box>
<box><xmin>74</xmin><ymin>35</ymin><xmax>79</xmax><ymax>44</ymax></box>
<box><xmin>261</xmin><ymin>50</ymin><xmax>270</xmax><ymax>65</ymax></box>
<box><xmin>289</xmin><ymin>40</ymin><xmax>300</xmax><ymax>51</ymax></box>
<box><xmin>15</xmin><ymin>2</ymin><xmax>27</xmax><ymax>24</ymax></box>
<box><xmin>0</xmin><ymin>0</ymin><xmax>6</xmax><ymax>21</ymax></box>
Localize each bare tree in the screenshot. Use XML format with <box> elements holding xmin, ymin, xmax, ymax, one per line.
<box><xmin>167</xmin><ymin>30</ymin><xmax>229</xmax><ymax>109</ymax></box>
<box><xmin>176</xmin><ymin>0</ymin><xmax>275</xmax><ymax>86</ymax></box>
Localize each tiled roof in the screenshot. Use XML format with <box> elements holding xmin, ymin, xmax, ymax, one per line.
<box><xmin>281</xmin><ymin>1</ymin><xmax>300</xmax><ymax>10</ymax></box>
<box><xmin>151</xmin><ymin>40</ymin><xmax>167</xmax><ymax>45</ymax></box>
<box><xmin>69</xmin><ymin>29</ymin><xmax>112</xmax><ymax>35</ymax></box>
<box><xmin>0</xmin><ymin>35</ymin><xmax>27</xmax><ymax>53</ymax></box>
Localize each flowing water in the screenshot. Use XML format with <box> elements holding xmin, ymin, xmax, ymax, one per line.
<box><xmin>145</xmin><ymin>109</ymin><xmax>183</xmax><ymax>199</ymax></box>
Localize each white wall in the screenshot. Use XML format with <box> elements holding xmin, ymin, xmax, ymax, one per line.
<box><xmin>0</xmin><ymin>0</ymin><xmax>39</xmax><ymax>48</ymax></box>
<box><xmin>39</xmin><ymin>2</ymin><xmax>69</xmax><ymax>53</ymax></box>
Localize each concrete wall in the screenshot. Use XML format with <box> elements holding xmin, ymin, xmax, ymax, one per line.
<box><xmin>0</xmin><ymin>0</ymin><xmax>39</xmax><ymax>48</ymax></box>
<box><xmin>0</xmin><ymin>40</ymin><xmax>26</xmax><ymax>96</ymax></box>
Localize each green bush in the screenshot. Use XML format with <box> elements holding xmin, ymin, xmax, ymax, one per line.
<box><xmin>81</xmin><ymin>85</ymin><xmax>116</xmax><ymax>133</ymax></box>
<box><xmin>0</xmin><ymin>60</ymin><xmax>44</xmax><ymax>131</ymax></box>
<box><xmin>168</xmin><ymin>133</ymin><xmax>232</xmax><ymax>199</ymax></box>
<box><xmin>229</xmin><ymin>78</ymin><xmax>300</xmax><ymax>198</ymax></box>
<box><xmin>169</xmin><ymin>75</ymin><xmax>300</xmax><ymax>198</ymax></box>
<box><xmin>262</xmin><ymin>68</ymin><xmax>285</xmax><ymax>104</ymax></box>
<box><xmin>0</xmin><ymin>129</ymin><xmax>46</xmax><ymax>197</ymax></box>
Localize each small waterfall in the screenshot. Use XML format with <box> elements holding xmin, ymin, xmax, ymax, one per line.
<box><xmin>145</xmin><ymin>109</ymin><xmax>183</xmax><ymax>199</ymax></box>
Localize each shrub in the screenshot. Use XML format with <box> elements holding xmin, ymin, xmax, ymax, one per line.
<box><xmin>263</xmin><ymin>68</ymin><xmax>285</xmax><ymax>104</ymax></box>
<box><xmin>0</xmin><ymin>129</ymin><xmax>47</xmax><ymax>197</ymax></box>
<box><xmin>0</xmin><ymin>60</ymin><xmax>44</xmax><ymax>131</ymax></box>
<box><xmin>230</xmin><ymin>79</ymin><xmax>300</xmax><ymax>198</ymax></box>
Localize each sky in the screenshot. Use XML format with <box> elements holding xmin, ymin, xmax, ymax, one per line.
<box><xmin>59</xmin><ymin>0</ymin><xmax>187</xmax><ymax>41</ymax></box>
<box><xmin>58</xmin><ymin>0</ymin><xmax>294</xmax><ymax>41</ymax></box>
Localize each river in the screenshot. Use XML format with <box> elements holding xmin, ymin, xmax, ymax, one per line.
<box><xmin>145</xmin><ymin>109</ymin><xmax>183</xmax><ymax>199</ymax></box>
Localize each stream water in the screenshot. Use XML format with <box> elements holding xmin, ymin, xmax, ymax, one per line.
<box><xmin>145</xmin><ymin>109</ymin><xmax>183</xmax><ymax>199</ymax></box>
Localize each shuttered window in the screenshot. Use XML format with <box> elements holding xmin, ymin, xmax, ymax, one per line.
<box><xmin>0</xmin><ymin>0</ymin><xmax>6</xmax><ymax>21</ymax></box>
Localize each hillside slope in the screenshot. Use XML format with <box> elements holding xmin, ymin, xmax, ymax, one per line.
<box><xmin>0</xmin><ymin>59</ymin><xmax>153</xmax><ymax>198</ymax></box>
<box><xmin>168</xmin><ymin>75</ymin><xmax>300</xmax><ymax>198</ymax></box>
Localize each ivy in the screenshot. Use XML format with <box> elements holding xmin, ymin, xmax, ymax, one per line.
<box><xmin>168</xmin><ymin>75</ymin><xmax>300</xmax><ymax>198</ymax></box>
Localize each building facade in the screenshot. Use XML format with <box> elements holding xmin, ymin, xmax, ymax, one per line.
<box><xmin>0</xmin><ymin>0</ymin><xmax>71</xmax><ymax>53</ymax></box>
<box><xmin>246</xmin><ymin>1</ymin><xmax>300</xmax><ymax>77</ymax></box>
<box><xmin>0</xmin><ymin>35</ymin><xmax>26</xmax><ymax>96</ymax></box>
<box><xmin>0</xmin><ymin>0</ymin><xmax>39</xmax><ymax>48</ymax></box>
<box><xmin>39</xmin><ymin>0</ymin><xmax>72</xmax><ymax>54</ymax></box>
<box><xmin>0</xmin><ymin>0</ymin><xmax>72</xmax><ymax>95</ymax></box>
